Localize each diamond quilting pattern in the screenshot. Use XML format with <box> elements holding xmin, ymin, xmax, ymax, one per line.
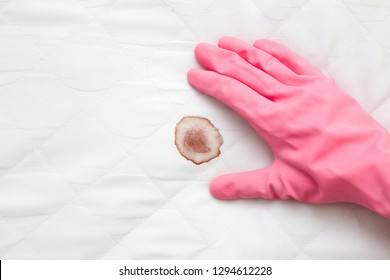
<box><xmin>149</xmin><ymin>37</ymin><xmax>196</xmax><ymax>91</ymax></box>
<box><xmin>0</xmin><ymin>74</ymin><xmax>87</xmax><ymax>131</ymax></box>
<box><xmin>110</xmin><ymin>201</ymin><xmax>208</xmax><ymax>259</ymax></box>
<box><xmin>4</xmin><ymin>203</ymin><xmax>118</xmax><ymax>259</ymax></box>
<box><xmin>79</xmin><ymin>173</ymin><xmax>167</xmax><ymax>237</ymax></box>
<box><xmin>172</xmin><ymin>182</ymin><xmax>260</xmax><ymax>245</ymax></box>
<box><xmin>251</xmin><ymin>0</ymin><xmax>311</xmax><ymax>22</ymax></box>
<box><xmin>0</xmin><ymin>120</ymin><xmax>33</xmax><ymax>172</ymax></box>
<box><xmin>303</xmin><ymin>212</ymin><xmax>390</xmax><ymax>259</ymax></box>
<box><xmin>91</xmin><ymin>0</ymin><xmax>187</xmax><ymax>46</ymax></box>
<box><xmin>0</xmin><ymin>219</ymin><xmax>24</xmax><ymax>256</ymax></box>
<box><xmin>273</xmin><ymin>0</ymin><xmax>371</xmax><ymax>69</ymax></box>
<box><xmin>47</xmin><ymin>25</ymin><xmax>130</xmax><ymax>92</ymax></box>
<box><xmin>3</xmin><ymin>0</ymin><xmax>88</xmax><ymax>54</ymax></box>
<box><xmin>91</xmin><ymin>83</ymin><xmax>174</xmax><ymax>152</ymax></box>
<box><xmin>1</xmin><ymin>0</ymin><xmax>390</xmax><ymax>260</ymax></box>
<box><xmin>167</xmin><ymin>0</ymin><xmax>275</xmax><ymax>42</ymax></box>
<box><xmin>0</xmin><ymin>171</ymin><xmax>76</xmax><ymax>235</ymax></box>
<box><xmin>326</xmin><ymin>40</ymin><xmax>390</xmax><ymax>117</ymax></box>
<box><xmin>39</xmin><ymin>115</ymin><xmax>128</xmax><ymax>185</ymax></box>
<box><xmin>205</xmin><ymin>207</ymin><xmax>300</xmax><ymax>259</ymax></box>
<box><xmin>0</xmin><ymin>13</ymin><xmax>41</xmax><ymax>86</ymax></box>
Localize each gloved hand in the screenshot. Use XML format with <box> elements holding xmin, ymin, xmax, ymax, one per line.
<box><xmin>187</xmin><ymin>36</ymin><xmax>390</xmax><ymax>219</ymax></box>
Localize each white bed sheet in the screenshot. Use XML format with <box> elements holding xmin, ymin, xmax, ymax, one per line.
<box><xmin>1</xmin><ymin>0</ymin><xmax>390</xmax><ymax>259</ymax></box>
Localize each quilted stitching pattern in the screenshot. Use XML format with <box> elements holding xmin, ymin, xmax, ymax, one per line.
<box><xmin>1</xmin><ymin>0</ymin><xmax>390</xmax><ymax>259</ymax></box>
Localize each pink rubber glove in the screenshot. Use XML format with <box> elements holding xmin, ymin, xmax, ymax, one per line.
<box><xmin>187</xmin><ymin>36</ymin><xmax>390</xmax><ymax>219</ymax></box>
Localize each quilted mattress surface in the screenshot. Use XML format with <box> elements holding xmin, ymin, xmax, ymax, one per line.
<box><xmin>1</xmin><ymin>0</ymin><xmax>390</xmax><ymax>259</ymax></box>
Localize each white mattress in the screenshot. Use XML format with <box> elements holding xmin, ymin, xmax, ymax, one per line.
<box><xmin>1</xmin><ymin>0</ymin><xmax>390</xmax><ymax>259</ymax></box>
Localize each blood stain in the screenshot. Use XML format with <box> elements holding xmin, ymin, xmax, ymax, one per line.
<box><xmin>175</xmin><ymin>116</ymin><xmax>223</xmax><ymax>165</ymax></box>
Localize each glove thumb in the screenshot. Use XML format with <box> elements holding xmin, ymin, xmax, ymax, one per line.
<box><xmin>210</xmin><ymin>164</ymin><xmax>290</xmax><ymax>200</ymax></box>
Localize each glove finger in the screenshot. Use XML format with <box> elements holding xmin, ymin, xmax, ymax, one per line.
<box><xmin>210</xmin><ymin>165</ymin><xmax>290</xmax><ymax>200</ymax></box>
<box><xmin>195</xmin><ymin>42</ymin><xmax>286</xmax><ymax>101</ymax></box>
<box><xmin>218</xmin><ymin>36</ymin><xmax>301</xmax><ymax>85</ymax></box>
<box><xmin>254</xmin><ymin>39</ymin><xmax>322</xmax><ymax>76</ymax></box>
<box><xmin>188</xmin><ymin>68</ymin><xmax>272</xmax><ymax>126</ymax></box>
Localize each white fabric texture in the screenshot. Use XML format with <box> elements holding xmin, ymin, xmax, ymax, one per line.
<box><xmin>1</xmin><ymin>0</ymin><xmax>390</xmax><ymax>259</ymax></box>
